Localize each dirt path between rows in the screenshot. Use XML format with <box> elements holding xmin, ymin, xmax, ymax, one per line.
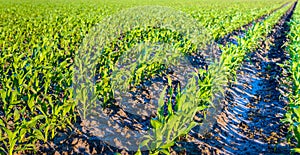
<box><xmin>174</xmin><ymin>2</ymin><xmax>297</xmax><ymax>154</ymax></box>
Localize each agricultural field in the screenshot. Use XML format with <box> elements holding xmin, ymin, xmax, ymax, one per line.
<box><xmin>1</xmin><ymin>0</ymin><xmax>300</xmax><ymax>154</ymax></box>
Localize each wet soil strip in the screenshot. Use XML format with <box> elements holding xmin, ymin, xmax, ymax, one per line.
<box><xmin>174</xmin><ymin>2</ymin><xmax>298</xmax><ymax>154</ymax></box>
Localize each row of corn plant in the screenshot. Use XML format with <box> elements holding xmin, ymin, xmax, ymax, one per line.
<box><xmin>281</xmin><ymin>1</ymin><xmax>300</xmax><ymax>153</ymax></box>
<box><xmin>0</xmin><ymin>0</ymin><xmax>291</xmax><ymax>154</ymax></box>
<box><xmin>74</xmin><ymin>3</ymin><xmax>292</xmax><ymax>154</ymax></box>
<box><xmin>190</xmin><ymin>0</ymin><xmax>291</xmax><ymax>40</ymax></box>
<box><xmin>136</xmin><ymin>3</ymin><xmax>294</xmax><ymax>154</ymax></box>
<box><xmin>75</xmin><ymin>27</ymin><xmax>202</xmax><ymax>116</ymax></box>
<box><xmin>0</xmin><ymin>2</ymin><xmax>111</xmax><ymax>154</ymax></box>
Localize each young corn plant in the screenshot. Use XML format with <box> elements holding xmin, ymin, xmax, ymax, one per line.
<box><xmin>281</xmin><ymin>3</ymin><xmax>300</xmax><ymax>153</ymax></box>
<box><xmin>140</xmin><ymin>75</ymin><xmax>204</xmax><ymax>154</ymax></box>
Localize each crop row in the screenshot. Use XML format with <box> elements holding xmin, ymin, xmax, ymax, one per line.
<box><xmin>190</xmin><ymin>0</ymin><xmax>291</xmax><ymax>39</ymax></box>
<box><xmin>0</xmin><ymin>0</ymin><xmax>294</xmax><ymax>154</ymax></box>
<box><xmin>282</xmin><ymin>1</ymin><xmax>300</xmax><ymax>153</ymax></box>
<box><xmin>138</xmin><ymin>3</ymin><xmax>294</xmax><ymax>154</ymax></box>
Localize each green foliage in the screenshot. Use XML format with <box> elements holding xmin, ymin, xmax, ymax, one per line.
<box><xmin>0</xmin><ymin>0</ymin><xmax>291</xmax><ymax>154</ymax></box>
<box><xmin>282</xmin><ymin>3</ymin><xmax>300</xmax><ymax>152</ymax></box>
<box><xmin>139</xmin><ymin>3</ymin><xmax>293</xmax><ymax>153</ymax></box>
